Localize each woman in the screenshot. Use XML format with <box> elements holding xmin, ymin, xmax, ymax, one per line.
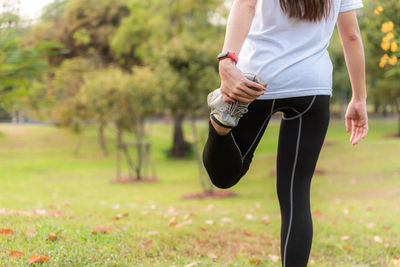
<box><xmin>202</xmin><ymin>0</ymin><xmax>368</xmax><ymax>266</ymax></box>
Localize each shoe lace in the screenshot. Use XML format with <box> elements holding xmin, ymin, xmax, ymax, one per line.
<box><xmin>228</xmin><ymin>101</ymin><xmax>249</xmax><ymax>117</ymax></box>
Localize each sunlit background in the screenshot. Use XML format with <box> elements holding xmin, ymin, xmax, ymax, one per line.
<box><xmin>0</xmin><ymin>0</ymin><xmax>399</xmax><ymax>266</ymax></box>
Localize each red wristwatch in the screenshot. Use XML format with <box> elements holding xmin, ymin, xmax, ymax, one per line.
<box><xmin>217</xmin><ymin>51</ymin><xmax>238</xmax><ymax>65</ymax></box>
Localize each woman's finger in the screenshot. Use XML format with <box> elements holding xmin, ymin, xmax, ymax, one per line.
<box><xmin>237</xmin><ymin>84</ymin><xmax>264</xmax><ymax>98</ymax></box>
<box><xmin>222</xmin><ymin>92</ymin><xmax>236</xmax><ymax>103</ymax></box>
<box><xmin>345</xmin><ymin>117</ymin><xmax>351</xmax><ymax>134</ymax></box>
<box><xmin>244</xmin><ymin>79</ymin><xmax>266</xmax><ymax>92</ymax></box>
<box><xmin>232</xmin><ymin>86</ymin><xmax>261</xmax><ymax>99</ymax></box>
<box><xmin>350</xmin><ymin>120</ymin><xmax>356</xmax><ymax>143</ymax></box>
<box><xmin>353</xmin><ymin>127</ymin><xmax>361</xmax><ymax>145</ymax></box>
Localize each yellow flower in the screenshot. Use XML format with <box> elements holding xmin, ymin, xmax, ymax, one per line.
<box><xmin>374</xmin><ymin>9</ymin><xmax>380</xmax><ymax>15</ymax></box>
<box><xmin>381</xmin><ymin>40</ymin><xmax>390</xmax><ymax>51</ymax></box>
<box><xmin>388</xmin><ymin>55</ymin><xmax>398</xmax><ymax>66</ymax></box>
<box><xmin>391</xmin><ymin>42</ymin><xmax>398</xmax><ymax>52</ymax></box>
<box><xmin>383</xmin><ymin>32</ymin><xmax>395</xmax><ymax>43</ymax></box>
<box><xmin>382</xmin><ymin>21</ymin><xmax>394</xmax><ymax>33</ymax></box>
<box><xmin>377</xmin><ymin>6</ymin><xmax>384</xmax><ymax>12</ymax></box>
<box><xmin>380</xmin><ymin>54</ymin><xmax>389</xmax><ymax>68</ymax></box>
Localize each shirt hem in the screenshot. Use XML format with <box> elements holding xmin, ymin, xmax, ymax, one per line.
<box><xmin>256</xmin><ymin>88</ymin><xmax>332</xmax><ymax>100</ymax></box>
<box><xmin>339</xmin><ymin>3</ymin><xmax>363</xmax><ymax>13</ymax></box>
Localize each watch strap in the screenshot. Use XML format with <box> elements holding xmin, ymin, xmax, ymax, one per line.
<box><xmin>217</xmin><ymin>51</ymin><xmax>238</xmax><ymax>65</ymax></box>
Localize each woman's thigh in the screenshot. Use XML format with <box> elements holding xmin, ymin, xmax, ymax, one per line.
<box><xmin>231</xmin><ymin>99</ymin><xmax>275</xmax><ymax>168</ymax></box>
<box><xmin>276</xmin><ymin>95</ymin><xmax>330</xmax><ymax>205</ymax></box>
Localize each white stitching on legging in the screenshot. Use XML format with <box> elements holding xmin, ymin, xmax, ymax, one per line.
<box><xmin>283</xmin><ymin>115</ymin><xmax>302</xmax><ymax>267</ymax></box>
<box><xmin>230</xmin><ymin>132</ymin><xmax>243</xmax><ymax>162</ymax></box>
<box><xmin>242</xmin><ymin>99</ymin><xmax>276</xmax><ymax>160</ymax></box>
<box><xmin>282</xmin><ymin>95</ymin><xmax>316</xmax><ymax>120</ymax></box>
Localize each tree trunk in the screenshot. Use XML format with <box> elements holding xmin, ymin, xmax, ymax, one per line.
<box><xmin>74</xmin><ymin>134</ymin><xmax>83</xmax><ymax>156</ymax></box>
<box><xmin>382</xmin><ymin>103</ymin><xmax>388</xmax><ymax>117</ymax></box>
<box><xmin>98</xmin><ymin>124</ymin><xmax>109</xmax><ymax>156</ymax></box>
<box><xmin>373</xmin><ymin>101</ymin><xmax>379</xmax><ymax>114</ymax></box>
<box><xmin>116</xmin><ymin>125</ymin><xmax>122</xmax><ymax>181</ymax></box>
<box><xmin>170</xmin><ymin>112</ymin><xmax>190</xmax><ymax>158</ymax></box>
<box><xmin>190</xmin><ymin>117</ymin><xmax>214</xmax><ymax>194</ymax></box>
<box><xmin>398</xmin><ymin>112</ymin><xmax>400</xmax><ymax>137</ymax></box>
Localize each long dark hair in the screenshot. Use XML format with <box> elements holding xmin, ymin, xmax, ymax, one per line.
<box><xmin>279</xmin><ymin>0</ymin><xmax>332</xmax><ymax>22</ymax></box>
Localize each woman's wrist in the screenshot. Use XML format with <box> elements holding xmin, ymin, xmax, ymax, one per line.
<box><xmin>351</xmin><ymin>95</ymin><xmax>367</xmax><ymax>103</ymax></box>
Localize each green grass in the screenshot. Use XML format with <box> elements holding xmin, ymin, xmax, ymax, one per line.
<box><xmin>0</xmin><ymin>117</ymin><xmax>399</xmax><ymax>266</ymax></box>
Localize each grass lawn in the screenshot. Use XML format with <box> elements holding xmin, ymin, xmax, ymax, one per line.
<box><xmin>0</xmin><ymin>116</ymin><xmax>399</xmax><ymax>266</ymax></box>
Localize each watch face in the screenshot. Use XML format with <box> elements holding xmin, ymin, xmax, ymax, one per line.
<box><xmin>217</xmin><ymin>51</ymin><xmax>229</xmax><ymax>59</ymax></box>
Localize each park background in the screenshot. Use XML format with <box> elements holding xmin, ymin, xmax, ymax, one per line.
<box><xmin>0</xmin><ymin>0</ymin><xmax>399</xmax><ymax>266</ymax></box>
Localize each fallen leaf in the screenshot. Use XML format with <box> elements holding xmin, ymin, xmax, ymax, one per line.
<box><xmin>261</xmin><ymin>215</ymin><xmax>270</xmax><ymax>225</ymax></box>
<box><xmin>185</xmin><ymin>261</ymin><xmax>198</xmax><ymax>267</ymax></box>
<box><xmin>343</xmin><ymin>209</ymin><xmax>349</xmax><ymax>215</ymax></box>
<box><xmin>250</xmin><ymin>258</ymin><xmax>261</xmax><ymax>263</ymax></box>
<box><xmin>48</xmin><ymin>204</ymin><xmax>56</xmax><ymax>209</ymax></box>
<box><xmin>169</xmin><ymin>221</ymin><xmax>178</xmax><ymax>227</ymax></box>
<box><xmin>207</xmin><ymin>252</ymin><xmax>217</xmax><ymax>259</ymax></box>
<box><xmin>205</xmin><ymin>204</ymin><xmax>214</xmax><ymax>212</ymax></box>
<box><xmin>205</xmin><ymin>220</ymin><xmax>214</xmax><ymax>225</ymax></box>
<box><xmin>112</xmin><ymin>213</ymin><xmax>129</xmax><ymax>221</ymax></box>
<box><xmin>112</xmin><ymin>204</ymin><xmax>120</xmax><ymax>210</ymax></box>
<box><xmin>183</xmin><ymin>213</ymin><xmax>192</xmax><ymax>220</ymax></box>
<box><xmin>46</xmin><ymin>232</ymin><xmax>58</xmax><ymax>241</ymax></box>
<box><xmin>245</xmin><ymin>214</ymin><xmax>255</xmax><ymax>220</ymax></box>
<box><xmin>169</xmin><ymin>216</ymin><xmax>179</xmax><ymax>227</ymax></box>
<box><xmin>144</xmin><ymin>239</ymin><xmax>153</xmax><ymax>249</ymax></box>
<box><xmin>199</xmin><ymin>227</ymin><xmax>207</xmax><ymax>232</ymax></box>
<box><xmin>28</xmin><ymin>255</ymin><xmax>51</xmax><ymax>264</ymax></box>
<box><xmin>313</xmin><ymin>210</ymin><xmax>322</xmax><ymax>217</ymax></box>
<box><xmin>183</xmin><ymin>219</ymin><xmax>193</xmax><ymax>225</ymax></box>
<box><xmin>167</xmin><ymin>206</ymin><xmax>177</xmax><ymax>215</ymax></box>
<box><xmin>0</xmin><ymin>229</ymin><xmax>14</xmax><ymax>235</ymax></box>
<box><xmin>268</xmin><ymin>254</ymin><xmax>279</xmax><ymax>262</ymax></box>
<box><xmin>147</xmin><ymin>231</ymin><xmax>159</xmax><ymax>236</ymax></box>
<box><xmin>367</xmin><ymin>223</ymin><xmax>375</xmax><ymax>228</ymax></box>
<box><xmin>382</xmin><ymin>225</ymin><xmax>391</xmax><ymax>230</ymax></box>
<box><xmin>374</xmin><ymin>235</ymin><xmax>383</xmax><ymax>243</ymax></box>
<box><xmin>344</xmin><ymin>245</ymin><xmax>354</xmax><ymax>251</ymax></box>
<box><xmin>9</xmin><ymin>251</ymin><xmax>25</xmax><ymax>258</ymax></box>
<box><xmin>91</xmin><ymin>225</ymin><xmax>112</xmax><ymax>235</ymax></box>
<box><xmin>244</xmin><ymin>230</ymin><xmax>256</xmax><ymax>237</ymax></box>
<box><xmin>340</xmin><ymin>235</ymin><xmax>350</xmax><ymax>241</ymax></box>
<box><xmin>26</xmin><ymin>228</ymin><xmax>36</xmax><ymax>237</ymax></box>
<box><xmin>220</xmin><ymin>217</ymin><xmax>233</xmax><ymax>223</ymax></box>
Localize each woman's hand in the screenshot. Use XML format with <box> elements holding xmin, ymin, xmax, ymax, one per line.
<box><xmin>345</xmin><ymin>99</ymin><xmax>368</xmax><ymax>146</ymax></box>
<box><xmin>219</xmin><ymin>59</ymin><xmax>265</xmax><ymax>103</ymax></box>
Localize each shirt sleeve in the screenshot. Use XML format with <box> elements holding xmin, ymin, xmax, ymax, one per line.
<box><xmin>339</xmin><ymin>0</ymin><xmax>363</xmax><ymax>13</ymax></box>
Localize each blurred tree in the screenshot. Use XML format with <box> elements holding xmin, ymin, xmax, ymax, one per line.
<box><xmin>362</xmin><ymin>0</ymin><xmax>400</xmax><ymax>135</ymax></box>
<box><xmin>0</xmin><ymin>0</ymin><xmax>48</xmax><ymax>122</ymax></box>
<box><xmin>112</xmin><ymin>0</ymin><xmax>223</xmax><ymax>158</ymax></box>
<box><xmin>78</xmin><ymin>66</ymin><xmax>159</xmax><ymax>179</ymax></box>
<box><xmin>29</xmin><ymin>0</ymin><xmax>129</xmax><ymax>67</ymax></box>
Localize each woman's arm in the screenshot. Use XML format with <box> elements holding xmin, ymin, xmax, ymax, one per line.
<box><xmin>219</xmin><ymin>0</ymin><xmax>266</xmax><ymax>103</ymax></box>
<box><xmin>337</xmin><ymin>10</ymin><xmax>368</xmax><ymax>145</ymax></box>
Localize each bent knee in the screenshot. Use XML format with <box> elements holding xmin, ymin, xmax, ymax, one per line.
<box><xmin>209</xmin><ymin>174</ymin><xmax>241</xmax><ymax>189</ymax></box>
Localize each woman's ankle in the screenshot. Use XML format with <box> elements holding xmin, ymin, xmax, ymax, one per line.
<box><xmin>210</xmin><ymin>118</ymin><xmax>232</xmax><ymax>136</ymax></box>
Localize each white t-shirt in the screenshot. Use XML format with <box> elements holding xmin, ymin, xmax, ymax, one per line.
<box><xmin>236</xmin><ymin>0</ymin><xmax>363</xmax><ymax>100</ymax></box>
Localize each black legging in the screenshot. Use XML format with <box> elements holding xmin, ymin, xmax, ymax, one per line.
<box><xmin>202</xmin><ymin>95</ymin><xmax>330</xmax><ymax>267</ymax></box>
